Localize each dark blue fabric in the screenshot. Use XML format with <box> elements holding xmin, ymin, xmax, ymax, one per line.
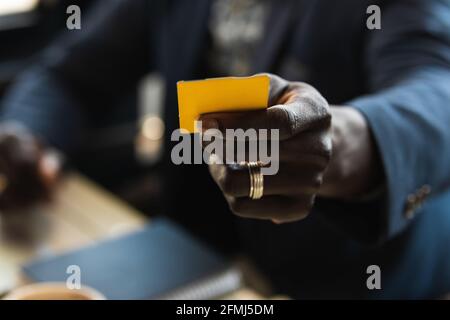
<box><xmin>1</xmin><ymin>0</ymin><xmax>450</xmax><ymax>298</ymax></box>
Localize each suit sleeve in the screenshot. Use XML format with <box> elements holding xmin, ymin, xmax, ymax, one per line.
<box><xmin>323</xmin><ymin>0</ymin><xmax>450</xmax><ymax>244</ymax></box>
<box><xmin>0</xmin><ymin>0</ymin><xmax>153</xmax><ymax>152</ymax></box>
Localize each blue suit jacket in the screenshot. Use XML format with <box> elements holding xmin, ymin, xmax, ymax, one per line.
<box><xmin>2</xmin><ymin>0</ymin><xmax>450</xmax><ymax>299</ymax></box>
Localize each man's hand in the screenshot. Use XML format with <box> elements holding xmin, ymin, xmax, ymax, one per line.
<box><xmin>200</xmin><ymin>74</ymin><xmax>332</xmax><ymax>223</ymax></box>
<box><xmin>0</xmin><ymin>123</ymin><xmax>61</xmax><ymax>212</ymax></box>
<box><xmin>319</xmin><ymin>107</ymin><xmax>383</xmax><ymax>200</ymax></box>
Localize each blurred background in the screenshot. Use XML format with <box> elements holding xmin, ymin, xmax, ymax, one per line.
<box><xmin>1</xmin><ymin>0</ymin><xmax>449</xmax><ymax>301</ymax></box>
<box><xmin>0</xmin><ymin>0</ymin><xmax>165</xmax><ymax>216</ymax></box>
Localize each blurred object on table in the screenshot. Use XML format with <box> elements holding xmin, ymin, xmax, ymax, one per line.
<box><xmin>0</xmin><ymin>172</ymin><xmax>146</xmax><ymax>296</ymax></box>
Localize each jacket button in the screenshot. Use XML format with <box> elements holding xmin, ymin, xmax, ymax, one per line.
<box><xmin>418</xmin><ymin>185</ymin><xmax>431</xmax><ymax>199</ymax></box>
<box><xmin>404</xmin><ymin>208</ymin><xmax>416</xmax><ymax>220</ymax></box>
<box><xmin>404</xmin><ymin>194</ymin><xmax>418</xmax><ymax>219</ymax></box>
<box><xmin>416</xmin><ymin>185</ymin><xmax>431</xmax><ymax>208</ymax></box>
<box><xmin>407</xmin><ymin>194</ymin><xmax>417</xmax><ymax>205</ymax></box>
<box><xmin>403</xmin><ymin>185</ymin><xmax>431</xmax><ymax>219</ymax></box>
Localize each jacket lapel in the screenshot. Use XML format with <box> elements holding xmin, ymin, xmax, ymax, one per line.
<box><xmin>164</xmin><ymin>0</ymin><xmax>210</xmax><ymax>81</ymax></box>
<box><xmin>252</xmin><ymin>0</ymin><xmax>317</xmax><ymax>73</ymax></box>
<box><xmin>252</xmin><ymin>0</ymin><xmax>297</xmax><ymax>73</ymax></box>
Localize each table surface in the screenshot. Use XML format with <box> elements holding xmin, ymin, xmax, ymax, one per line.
<box><xmin>0</xmin><ymin>172</ymin><xmax>265</xmax><ymax>299</ymax></box>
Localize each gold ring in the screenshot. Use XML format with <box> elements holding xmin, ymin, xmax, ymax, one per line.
<box><xmin>246</xmin><ymin>162</ymin><xmax>264</xmax><ymax>200</ymax></box>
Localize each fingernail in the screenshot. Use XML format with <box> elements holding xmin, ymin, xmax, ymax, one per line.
<box><xmin>201</xmin><ymin>119</ymin><xmax>219</xmax><ymax>132</ymax></box>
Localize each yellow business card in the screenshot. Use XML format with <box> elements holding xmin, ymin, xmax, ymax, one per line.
<box><xmin>177</xmin><ymin>75</ymin><xmax>270</xmax><ymax>133</ymax></box>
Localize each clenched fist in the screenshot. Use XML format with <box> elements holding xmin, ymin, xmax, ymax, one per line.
<box><xmin>200</xmin><ymin>74</ymin><xmax>332</xmax><ymax>223</ymax></box>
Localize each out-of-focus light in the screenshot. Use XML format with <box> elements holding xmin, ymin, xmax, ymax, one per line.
<box><xmin>136</xmin><ymin>116</ymin><xmax>164</xmax><ymax>165</ymax></box>
<box><xmin>141</xmin><ymin>116</ymin><xmax>164</xmax><ymax>141</ymax></box>
<box><xmin>0</xmin><ymin>0</ymin><xmax>39</xmax><ymax>16</ymax></box>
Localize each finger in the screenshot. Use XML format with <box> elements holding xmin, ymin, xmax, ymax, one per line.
<box><xmin>203</xmin><ymin>129</ymin><xmax>331</xmax><ymax>170</ymax></box>
<box><xmin>278</xmin><ymin>130</ymin><xmax>332</xmax><ymax>163</ymax></box>
<box><xmin>209</xmin><ymin>163</ymin><xmax>323</xmax><ymax>197</ymax></box>
<box><xmin>200</xmin><ymin>98</ymin><xmax>330</xmax><ymax>141</ymax></box>
<box><xmin>265</xmin><ymin>73</ymin><xmax>290</xmax><ymax>105</ymax></box>
<box><xmin>227</xmin><ymin>194</ymin><xmax>313</xmax><ymax>222</ymax></box>
<box><xmin>200</xmin><ymin>105</ymin><xmax>294</xmax><ymax>140</ymax></box>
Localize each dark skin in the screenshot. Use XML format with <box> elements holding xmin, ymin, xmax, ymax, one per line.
<box><xmin>0</xmin><ymin>74</ymin><xmax>382</xmax><ymax>223</ymax></box>
<box><xmin>200</xmin><ymin>74</ymin><xmax>382</xmax><ymax>223</ymax></box>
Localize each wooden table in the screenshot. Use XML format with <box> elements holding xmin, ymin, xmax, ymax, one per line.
<box><xmin>0</xmin><ymin>172</ymin><xmax>265</xmax><ymax>299</ymax></box>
